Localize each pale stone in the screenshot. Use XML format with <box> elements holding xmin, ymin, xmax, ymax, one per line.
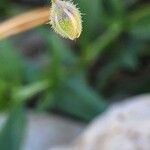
<box><xmin>51</xmin><ymin>94</ymin><xmax>150</xmax><ymax>150</ymax></box>
<box><xmin>23</xmin><ymin>113</ymin><xmax>85</xmax><ymax>150</ymax></box>
<box><xmin>0</xmin><ymin>112</ymin><xmax>85</xmax><ymax>150</ymax></box>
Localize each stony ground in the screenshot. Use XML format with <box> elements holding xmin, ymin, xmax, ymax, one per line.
<box><xmin>0</xmin><ymin>94</ymin><xmax>149</xmax><ymax>150</ymax></box>
<box><xmin>51</xmin><ymin>94</ymin><xmax>150</xmax><ymax>150</ymax></box>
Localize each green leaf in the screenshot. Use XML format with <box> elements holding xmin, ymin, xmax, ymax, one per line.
<box><xmin>110</xmin><ymin>0</ymin><xmax>126</xmax><ymax>16</ymax></box>
<box><xmin>129</xmin><ymin>5</ymin><xmax>150</xmax><ymax>40</ymax></box>
<box><xmin>82</xmin><ymin>22</ymin><xmax>122</xmax><ymax>65</ymax></box>
<box><xmin>49</xmin><ymin>33</ymin><xmax>76</xmax><ymax>64</ymax></box>
<box><xmin>0</xmin><ymin>0</ymin><xmax>10</xmax><ymax>16</ymax></box>
<box><xmin>97</xmin><ymin>39</ymin><xmax>144</xmax><ymax>89</ymax></box>
<box><xmin>0</xmin><ymin>107</ymin><xmax>26</xmax><ymax>150</ymax></box>
<box><xmin>101</xmin><ymin>0</ymin><xmax>126</xmax><ymax>18</ymax></box>
<box><xmin>36</xmin><ymin>91</ymin><xmax>56</xmax><ymax>111</ymax></box>
<box><xmin>0</xmin><ymin>40</ymin><xmax>24</xmax><ymax>85</ymax></box>
<box><xmin>12</xmin><ymin>80</ymin><xmax>49</xmax><ymax>104</ymax></box>
<box><xmin>55</xmin><ymin>74</ymin><xmax>107</xmax><ymax>121</ymax></box>
<box><xmin>129</xmin><ymin>18</ymin><xmax>150</xmax><ymax>40</ymax></box>
<box><xmin>38</xmin><ymin>29</ymin><xmax>76</xmax><ymax>64</ymax></box>
<box><xmin>0</xmin><ymin>80</ymin><xmax>10</xmax><ymax>110</ymax></box>
<box><xmin>76</xmin><ymin>0</ymin><xmax>106</xmax><ymax>42</ymax></box>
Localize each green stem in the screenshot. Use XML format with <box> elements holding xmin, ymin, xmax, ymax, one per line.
<box><xmin>129</xmin><ymin>5</ymin><xmax>150</xmax><ymax>24</ymax></box>
<box><xmin>80</xmin><ymin>22</ymin><xmax>123</xmax><ymax>67</ymax></box>
<box><xmin>12</xmin><ymin>80</ymin><xmax>50</xmax><ymax>105</ymax></box>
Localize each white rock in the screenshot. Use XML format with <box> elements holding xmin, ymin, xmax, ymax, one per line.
<box><xmin>23</xmin><ymin>113</ymin><xmax>85</xmax><ymax>150</ymax></box>
<box><xmin>51</xmin><ymin>94</ymin><xmax>150</xmax><ymax>150</ymax></box>
<box><xmin>0</xmin><ymin>112</ymin><xmax>85</xmax><ymax>150</ymax></box>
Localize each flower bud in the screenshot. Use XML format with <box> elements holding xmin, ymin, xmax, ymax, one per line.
<box><xmin>50</xmin><ymin>0</ymin><xmax>82</xmax><ymax>40</ymax></box>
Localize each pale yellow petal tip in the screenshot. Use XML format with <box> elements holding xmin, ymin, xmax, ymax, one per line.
<box><xmin>49</xmin><ymin>0</ymin><xmax>82</xmax><ymax>40</ymax></box>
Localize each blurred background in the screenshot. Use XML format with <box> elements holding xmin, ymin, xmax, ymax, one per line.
<box><xmin>0</xmin><ymin>0</ymin><xmax>150</xmax><ymax>149</ymax></box>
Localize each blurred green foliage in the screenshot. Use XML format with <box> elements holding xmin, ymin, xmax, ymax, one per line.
<box><xmin>0</xmin><ymin>0</ymin><xmax>150</xmax><ymax>149</ymax></box>
<box><xmin>0</xmin><ymin>107</ymin><xmax>26</xmax><ymax>150</ymax></box>
<box><xmin>0</xmin><ymin>0</ymin><xmax>10</xmax><ymax>17</ymax></box>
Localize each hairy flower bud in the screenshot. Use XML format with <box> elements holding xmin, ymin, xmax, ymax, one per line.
<box><xmin>50</xmin><ymin>0</ymin><xmax>82</xmax><ymax>40</ymax></box>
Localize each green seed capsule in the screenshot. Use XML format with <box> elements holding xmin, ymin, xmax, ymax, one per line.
<box><xmin>50</xmin><ymin>0</ymin><xmax>82</xmax><ymax>40</ymax></box>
